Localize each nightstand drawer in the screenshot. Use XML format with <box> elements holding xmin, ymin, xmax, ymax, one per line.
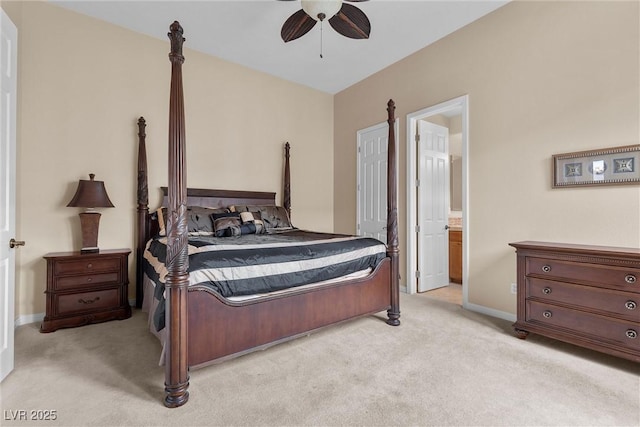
<box><xmin>527</xmin><ymin>277</ymin><xmax>640</xmax><ymax>321</ymax></box>
<box><xmin>526</xmin><ymin>257</ymin><xmax>639</xmax><ymax>291</ymax></box>
<box><xmin>57</xmin><ymin>288</ymin><xmax>120</xmax><ymax>315</ymax></box>
<box><xmin>55</xmin><ymin>272</ymin><xmax>120</xmax><ymax>291</ymax></box>
<box><xmin>54</xmin><ymin>257</ymin><xmax>120</xmax><ymax>276</ymax></box>
<box><xmin>527</xmin><ymin>300</ymin><xmax>640</xmax><ymax>352</ymax></box>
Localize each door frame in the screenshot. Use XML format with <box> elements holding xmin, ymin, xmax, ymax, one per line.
<box><xmin>356</xmin><ymin>119</ymin><xmax>399</xmax><ymax>238</ymax></box>
<box><xmin>406</xmin><ymin>95</ymin><xmax>469</xmax><ymax>306</ymax></box>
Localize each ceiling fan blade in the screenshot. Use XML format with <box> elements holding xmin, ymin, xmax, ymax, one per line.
<box><xmin>281</xmin><ymin>9</ymin><xmax>317</xmax><ymax>42</ymax></box>
<box><xmin>329</xmin><ymin>3</ymin><xmax>370</xmax><ymax>40</ymax></box>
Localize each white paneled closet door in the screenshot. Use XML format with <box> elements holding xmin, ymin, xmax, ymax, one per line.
<box><xmin>357</xmin><ymin>122</ymin><xmax>388</xmax><ymax>244</ymax></box>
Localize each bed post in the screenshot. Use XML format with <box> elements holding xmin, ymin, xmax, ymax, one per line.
<box><xmin>136</xmin><ymin>117</ymin><xmax>148</xmax><ymax>309</ymax></box>
<box><xmin>164</xmin><ymin>21</ymin><xmax>190</xmax><ymax>408</ymax></box>
<box><xmin>284</xmin><ymin>142</ymin><xmax>291</xmax><ymax>219</ymax></box>
<box><xmin>386</xmin><ymin>99</ymin><xmax>401</xmax><ymax>326</ymax></box>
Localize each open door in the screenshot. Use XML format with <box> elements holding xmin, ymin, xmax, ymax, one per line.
<box><xmin>0</xmin><ymin>8</ymin><xmax>18</xmax><ymax>382</ymax></box>
<box><xmin>417</xmin><ymin>120</ymin><xmax>450</xmax><ymax>292</ymax></box>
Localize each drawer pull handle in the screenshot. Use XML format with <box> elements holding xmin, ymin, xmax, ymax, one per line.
<box><xmin>87</xmin><ymin>277</ymin><xmax>92</xmax><ymax>282</ymax></box>
<box><xmin>542</xmin><ymin>310</ymin><xmax>552</xmax><ymax>318</ymax></box>
<box><xmin>626</xmin><ymin>329</ymin><xmax>637</xmax><ymax>339</ymax></box>
<box><xmin>78</xmin><ymin>297</ymin><xmax>100</xmax><ymax>305</ymax></box>
<box><xmin>625</xmin><ymin>301</ymin><xmax>637</xmax><ymax>310</ymax></box>
<box><xmin>542</xmin><ymin>287</ymin><xmax>552</xmax><ymax>295</ymax></box>
<box><xmin>541</xmin><ymin>265</ymin><xmax>551</xmax><ymax>273</ymax></box>
<box><xmin>625</xmin><ymin>274</ymin><xmax>636</xmax><ymax>284</ymax></box>
<box><xmin>87</xmin><ymin>263</ymin><xmax>93</xmax><ymax>269</ymax></box>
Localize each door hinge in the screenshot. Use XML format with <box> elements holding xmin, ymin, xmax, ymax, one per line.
<box><xmin>415</xmin><ymin>225</ymin><xmax>420</xmax><ymax>233</ymax></box>
<box><xmin>415</xmin><ymin>271</ymin><xmax>420</xmax><ymax>278</ymax></box>
<box><xmin>357</xmin><ymin>184</ymin><xmax>361</xmax><ymax>192</ymax></box>
<box><xmin>415</xmin><ymin>179</ymin><xmax>420</xmax><ymax>187</ymax></box>
<box><xmin>415</xmin><ymin>133</ymin><xmax>420</xmax><ymax>144</ymax></box>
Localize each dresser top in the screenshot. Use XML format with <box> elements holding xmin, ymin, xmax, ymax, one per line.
<box><xmin>509</xmin><ymin>241</ymin><xmax>640</xmax><ymax>258</ymax></box>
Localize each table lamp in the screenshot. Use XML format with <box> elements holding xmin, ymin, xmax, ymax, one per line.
<box><xmin>67</xmin><ymin>173</ymin><xmax>114</xmax><ymax>253</ymax></box>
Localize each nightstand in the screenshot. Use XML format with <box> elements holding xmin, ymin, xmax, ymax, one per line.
<box><xmin>40</xmin><ymin>249</ymin><xmax>132</xmax><ymax>333</ymax></box>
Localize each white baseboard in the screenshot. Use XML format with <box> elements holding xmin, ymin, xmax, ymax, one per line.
<box><xmin>15</xmin><ymin>313</ymin><xmax>44</xmax><ymax>328</ymax></box>
<box><xmin>464</xmin><ymin>302</ymin><xmax>516</xmax><ymax>323</ymax></box>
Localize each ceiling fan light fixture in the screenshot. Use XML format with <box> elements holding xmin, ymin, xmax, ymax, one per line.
<box><xmin>302</xmin><ymin>0</ymin><xmax>342</xmax><ymax>21</ymax></box>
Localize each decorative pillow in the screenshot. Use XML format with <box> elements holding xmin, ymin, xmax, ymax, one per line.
<box><xmin>229</xmin><ymin>205</ymin><xmax>248</xmax><ymax>213</ymax></box>
<box><xmin>211</xmin><ymin>212</ymin><xmax>242</xmax><ymax>237</ymax></box>
<box><xmin>239</xmin><ymin>211</ymin><xmax>255</xmax><ymax>223</ymax></box>
<box><xmin>254</xmin><ymin>206</ymin><xmax>293</xmax><ymax>230</ymax></box>
<box><xmin>239</xmin><ymin>211</ymin><xmax>265</xmax><ymax>234</ymax></box>
<box><xmin>234</xmin><ymin>222</ymin><xmax>257</xmax><ymax>237</ymax></box>
<box><xmin>232</xmin><ymin>205</ymin><xmax>292</xmax><ymax>230</ymax></box>
<box><xmin>187</xmin><ymin>206</ymin><xmax>228</xmax><ymax>236</ymax></box>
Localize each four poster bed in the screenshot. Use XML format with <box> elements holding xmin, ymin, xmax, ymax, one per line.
<box><xmin>135</xmin><ymin>21</ymin><xmax>400</xmax><ymax>408</ymax></box>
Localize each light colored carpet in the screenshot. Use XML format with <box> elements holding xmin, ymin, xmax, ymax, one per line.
<box><xmin>1</xmin><ymin>293</ymin><xmax>638</xmax><ymax>427</ymax></box>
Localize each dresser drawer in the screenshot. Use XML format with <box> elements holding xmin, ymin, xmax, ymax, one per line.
<box><xmin>526</xmin><ymin>257</ymin><xmax>639</xmax><ymax>291</ymax></box>
<box><xmin>527</xmin><ymin>277</ymin><xmax>640</xmax><ymax>321</ymax></box>
<box><xmin>54</xmin><ymin>257</ymin><xmax>121</xmax><ymax>276</ymax></box>
<box><xmin>527</xmin><ymin>300</ymin><xmax>640</xmax><ymax>352</ymax></box>
<box><xmin>55</xmin><ymin>272</ymin><xmax>120</xmax><ymax>291</ymax></box>
<box><xmin>56</xmin><ymin>288</ymin><xmax>121</xmax><ymax>315</ymax></box>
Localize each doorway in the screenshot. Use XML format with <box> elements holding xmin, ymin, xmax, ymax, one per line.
<box><xmin>406</xmin><ymin>96</ymin><xmax>469</xmax><ymax>308</ymax></box>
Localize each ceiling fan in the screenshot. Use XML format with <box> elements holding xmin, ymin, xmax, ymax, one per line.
<box><xmin>279</xmin><ymin>0</ymin><xmax>371</xmax><ymax>43</ymax></box>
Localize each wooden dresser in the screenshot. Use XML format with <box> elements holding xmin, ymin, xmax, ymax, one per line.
<box><xmin>509</xmin><ymin>241</ymin><xmax>640</xmax><ymax>362</ymax></box>
<box><xmin>41</xmin><ymin>249</ymin><xmax>131</xmax><ymax>333</ymax></box>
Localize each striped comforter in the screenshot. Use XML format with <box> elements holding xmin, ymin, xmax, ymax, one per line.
<box><xmin>144</xmin><ymin>229</ymin><xmax>387</xmax><ymax>330</ymax></box>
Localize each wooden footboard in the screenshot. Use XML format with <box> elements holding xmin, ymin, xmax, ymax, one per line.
<box><xmin>187</xmin><ymin>259</ymin><xmax>392</xmax><ymax>368</ymax></box>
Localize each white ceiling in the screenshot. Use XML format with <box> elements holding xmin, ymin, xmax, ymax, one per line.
<box><xmin>51</xmin><ymin>0</ymin><xmax>508</xmax><ymax>94</ymax></box>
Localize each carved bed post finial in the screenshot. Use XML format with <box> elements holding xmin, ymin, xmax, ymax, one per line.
<box><xmin>386</xmin><ymin>99</ymin><xmax>400</xmax><ymax>326</ymax></box>
<box><xmin>136</xmin><ymin>116</ymin><xmax>148</xmax><ymax>309</ymax></box>
<box><xmin>164</xmin><ymin>20</ymin><xmax>190</xmax><ymax>408</ymax></box>
<box><xmin>168</xmin><ymin>21</ymin><xmax>185</xmax><ymax>64</ymax></box>
<box><xmin>284</xmin><ymin>142</ymin><xmax>291</xmax><ymax>220</ymax></box>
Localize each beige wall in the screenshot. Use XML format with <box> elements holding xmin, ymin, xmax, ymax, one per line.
<box><xmin>334</xmin><ymin>1</ymin><xmax>640</xmax><ymax>315</ymax></box>
<box><xmin>4</xmin><ymin>1</ymin><xmax>334</xmax><ymax>318</ymax></box>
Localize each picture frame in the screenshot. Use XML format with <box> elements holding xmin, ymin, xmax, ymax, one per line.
<box><xmin>552</xmin><ymin>144</ymin><xmax>640</xmax><ymax>188</ymax></box>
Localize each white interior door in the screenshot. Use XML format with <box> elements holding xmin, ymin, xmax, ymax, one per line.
<box><xmin>417</xmin><ymin>120</ymin><xmax>449</xmax><ymax>292</ymax></box>
<box><xmin>357</xmin><ymin>122</ymin><xmax>388</xmax><ymax>243</ymax></box>
<box><xmin>0</xmin><ymin>9</ymin><xmax>17</xmax><ymax>383</ymax></box>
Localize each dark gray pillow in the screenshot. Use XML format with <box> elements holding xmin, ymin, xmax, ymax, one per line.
<box><xmin>187</xmin><ymin>206</ymin><xmax>228</xmax><ymax>235</ymax></box>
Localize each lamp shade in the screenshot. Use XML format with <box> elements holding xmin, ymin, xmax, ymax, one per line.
<box><xmin>67</xmin><ymin>174</ymin><xmax>114</xmax><ymax>208</ymax></box>
<box><xmin>302</xmin><ymin>0</ymin><xmax>342</xmax><ymax>21</ymax></box>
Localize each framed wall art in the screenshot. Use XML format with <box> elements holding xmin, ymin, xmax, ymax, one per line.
<box><xmin>552</xmin><ymin>144</ymin><xmax>640</xmax><ymax>188</ymax></box>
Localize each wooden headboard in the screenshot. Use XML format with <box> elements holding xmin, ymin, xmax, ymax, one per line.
<box><xmin>159</xmin><ymin>187</ymin><xmax>276</xmax><ymax>209</ymax></box>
